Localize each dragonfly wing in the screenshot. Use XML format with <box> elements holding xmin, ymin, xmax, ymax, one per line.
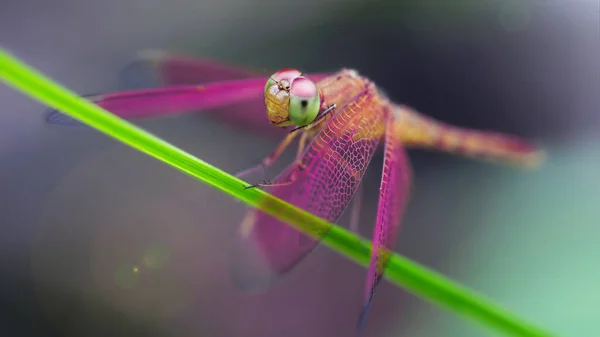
<box><xmin>45</xmin><ymin>93</ymin><xmax>104</xmax><ymax>126</ymax></box>
<box><xmin>43</xmin><ymin>50</ymin><xmax>271</xmax><ymax>127</ymax></box>
<box><xmin>358</xmin><ymin>110</ymin><xmax>412</xmax><ymax>331</ymax></box>
<box><xmin>119</xmin><ymin>50</ymin><xmax>264</xmax><ymax>90</ymax></box>
<box><xmin>116</xmin><ymin>51</ymin><xmax>331</xmax><ymax>134</ymax></box>
<box><xmin>230</xmin><ymin>89</ymin><xmax>387</xmax><ymax>290</ymax></box>
<box><xmin>44</xmin><ymin>78</ymin><xmax>278</xmax><ymax>133</ymax></box>
<box><xmin>119</xmin><ymin>49</ymin><xmax>331</xmax><ymax>88</ymax></box>
<box><xmin>46</xmin><ymin>50</ymin><xmax>331</xmax><ymax>136</ymax></box>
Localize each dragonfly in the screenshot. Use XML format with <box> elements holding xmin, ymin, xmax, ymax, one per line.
<box><xmin>46</xmin><ymin>50</ymin><xmax>544</xmax><ymax>332</ymax></box>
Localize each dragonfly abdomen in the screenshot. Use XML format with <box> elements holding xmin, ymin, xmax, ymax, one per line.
<box><xmin>394</xmin><ymin>105</ymin><xmax>543</xmax><ymax>168</ymax></box>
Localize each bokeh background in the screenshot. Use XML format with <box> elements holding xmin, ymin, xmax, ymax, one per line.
<box><xmin>1</xmin><ymin>0</ymin><xmax>599</xmax><ymax>336</ymax></box>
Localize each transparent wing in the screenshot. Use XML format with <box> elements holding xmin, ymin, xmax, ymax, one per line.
<box><xmin>118</xmin><ymin>50</ymin><xmax>330</xmax><ymax>89</ymax></box>
<box><xmin>118</xmin><ymin>50</ymin><xmax>265</xmax><ymax>90</ymax></box>
<box><xmin>230</xmin><ymin>89</ymin><xmax>387</xmax><ymax>290</ymax></box>
<box><xmin>358</xmin><ymin>109</ymin><xmax>412</xmax><ymax>331</ymax></box>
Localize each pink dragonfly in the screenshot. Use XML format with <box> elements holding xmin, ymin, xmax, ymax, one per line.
<box><xmin>46</xmin><ymin>50</ymin><xmax>543</xmax><ymax>332</ymax></box>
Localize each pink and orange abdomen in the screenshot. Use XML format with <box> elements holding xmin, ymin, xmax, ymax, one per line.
<box><xmin>394</xmin><ymin>105</ymin><xmax>543</xmax><ymax>168</ymax></box>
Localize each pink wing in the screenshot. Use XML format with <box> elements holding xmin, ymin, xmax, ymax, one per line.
<box><xmin>46</xmin><ymin>51</ymin><xmax>329</xmax><ymax>137</ymax></box>
<box><xmin>117</xmin><ymin>50</ymin><xmax>327</xmax><ymax>134</ymax></box>
<box><xmin>357</xmin><ymin>109</ymin><xmax>412</xmax><ymax>332</ymax></box>
<box><xmin>230</xmin><ymin>89</ymin><xmax>387</xmax><ymax>290</ymax></box>
<box><xmin>46</xmin><ymin>78</ymin><xmax>264</xmax><ymax>124</ymax></box>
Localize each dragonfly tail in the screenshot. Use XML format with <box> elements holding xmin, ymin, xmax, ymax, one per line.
<box><xmin>395</xmin><ymin>105</ymin><xmax>544</xmax><ymax>168</ymax></box>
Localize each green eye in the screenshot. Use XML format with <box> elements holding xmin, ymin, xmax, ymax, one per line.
<box><xmin>289</xmin><ymin>77</ymin><xmax>320</xmax><ymax>127</ymax></box>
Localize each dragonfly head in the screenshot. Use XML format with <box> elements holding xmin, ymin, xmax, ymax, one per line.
<box><xmin>264</xmin><ymin>68</ymin><xmax>321</xmax><ymax>128</ymax></box>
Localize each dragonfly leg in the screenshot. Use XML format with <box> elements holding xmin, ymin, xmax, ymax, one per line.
<box><xmin>244</xmin><ymin>131</ymin><xmax>310</xmax><ymax>189</ymax></box>
<box><xmin>294</xmin><ymin>131</ymin><xmax>309</xmax><ymax>170</ymax></box>
<box><xmin>235</xmin><ymin>131</ymin><xmax>299</xmax><ymax>178</ymax></box>
<box><xmin>245</xmin><ymin>134</ymin><xmax>363</xmax><ymax>190</ymax></box>
<box><xmin>243</xmin><ymin>172</ymin><xmax>298</xmax><ymax>189</ymax></box>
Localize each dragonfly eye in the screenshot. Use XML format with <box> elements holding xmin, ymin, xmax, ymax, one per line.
<box><xmin>264</xmin><ymin>68</ymin><xmax>303</xmax><ymax>95</ymax></box>
<box><xmin>288</xmin><ymin>77</ymin><xmax>320</xmax><ymax>127</ymax></box>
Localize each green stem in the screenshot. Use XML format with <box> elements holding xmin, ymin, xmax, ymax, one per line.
<box><xmin>0</xmin><ymin>48</ymin><xmax>556</xmax><ymax>337</ymax></box>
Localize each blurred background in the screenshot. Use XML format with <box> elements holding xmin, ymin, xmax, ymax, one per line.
<box><xmin>1</xmin><ymin>0</ymin><xmax>599</xmax><ymax>336</ymax></box>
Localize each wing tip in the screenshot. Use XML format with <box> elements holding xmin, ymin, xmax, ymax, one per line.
<box><xmin>356</xmin><ymin>300</ymin><xmax>372</xmax><ymax>335</ymax></box>
<box><xmin>43</xmin><ymin>92</ymin><xmax>104</xmax><ymax>127</ymax></box>
<box><xmin>227</xmin><ymin>236</ymin><xmax>281</xmax><ymax>293</ymax></box>
<box><xmin>44</xmin><ymin>108</ymin><xmax>73</xmax><ymax>125</ymax></box>
<box><xmin>119</xmin><ymin>56</ymin><xmax>163</xmax><ymax>90</ymax></box>
<box><xmin>136</xmin><ymin>49</ymin><xmax>173</xmax><ymax>62</ymax></box>
<box><xmin>227</xmin><ymin>263</ymin><xmax>279</xmax><ymax>293</ymax></box>
<box><xmin>44</xmin><ymin>108</ymin><xmax>91</xmax><ymax>127</ymax></box>
<box><xmin>228</xmin><ymin>212</ymin><xmax>280</xmax><ymax>292</ymax></box>
<box><xmin>357</xmin><ymin>274</ymin><xmax>382</xmax><ymax>334</ymax></box>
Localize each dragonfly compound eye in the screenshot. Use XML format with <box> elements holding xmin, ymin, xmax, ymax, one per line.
<box><xmin>288</xmin><ymin>77</ymin><xmax>320</xmax><ymax>127</ymax></box>
<box><xmin>263</xmin><ymin>68</ymin><xmax>303</xmax><ymax>96</ymax></box>
<box><xmin>264</xmin><ymin>68</ymin><xmax>305</xmax><ymax>126</ymax></box>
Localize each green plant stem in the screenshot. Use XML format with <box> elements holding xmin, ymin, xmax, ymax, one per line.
<box><xmin>0</xmin><ymin>48</ymin><xmax>556</xmax><ymax>337</ymax></box>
